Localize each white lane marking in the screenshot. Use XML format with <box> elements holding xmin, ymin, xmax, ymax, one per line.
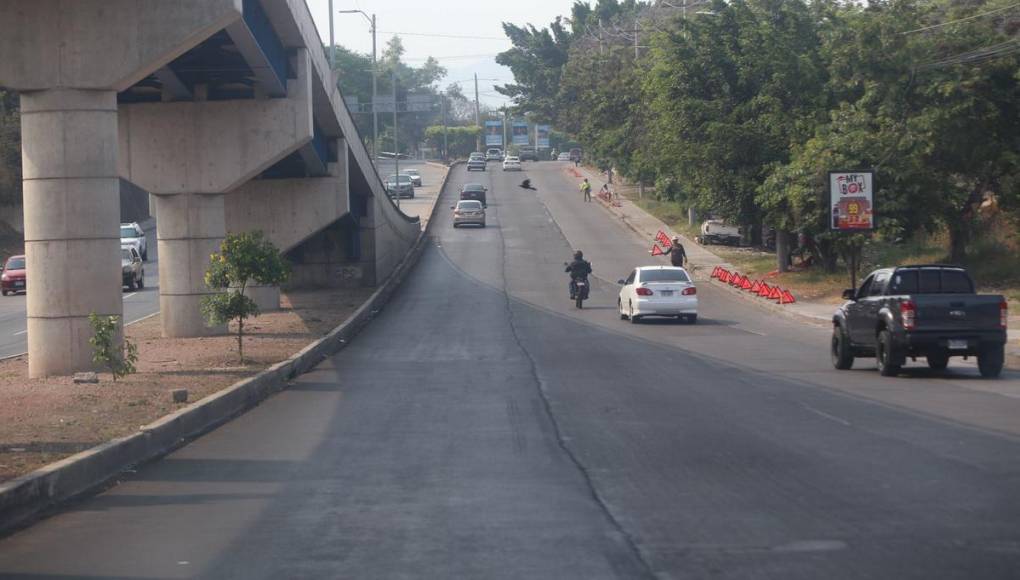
<box><xmin>801</xmin><ymin>403</ymin><xmax>852</xmax><ymax>426</ymax></box>
<box><xmin>123</xmin><ymin>292</ymin><xmax>137</xmax><ymax>300</ymax></box>
<box><xmin>13</xmin><ymin>329</ymin><xmax>26</xmax><ymax>336</ymax></box>
<box><xmin>741</xmin><ymin>328</ymin><xmax>767</xmax><ymax>336</ymax></box>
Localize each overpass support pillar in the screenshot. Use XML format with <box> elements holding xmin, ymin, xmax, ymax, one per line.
<box><xmin>21</xmin><ymin>89</ymin><xmax>123</xmax><ymax>378</ymax></box>
<box><xmin>155</xmin><ymin>193</ymin><xmax>227</xmax><ymax>337</ymax></box>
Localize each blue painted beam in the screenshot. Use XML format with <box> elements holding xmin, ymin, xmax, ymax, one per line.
<box><xmin>226</xmin><ymin>0</ymin><xmax>289</xmax><ymax>97</ymax></box>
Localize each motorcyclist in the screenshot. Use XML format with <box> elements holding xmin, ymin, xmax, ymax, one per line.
<box><xmin>565</xmin><ymin>250</ymin><xmax>592</xmax><ymax>300</ymax></box>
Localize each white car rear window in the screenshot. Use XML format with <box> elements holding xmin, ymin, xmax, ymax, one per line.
<box><xmin>640</xmin><ymin>269</ymin><xmax>690</xmax><ymax>283</ymax></box>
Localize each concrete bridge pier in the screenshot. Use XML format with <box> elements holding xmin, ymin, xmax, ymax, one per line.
<box><xmin>21</xmin><ymin>89</ymin><xmax>123</xmax><ymax>377</ymax></box>
<box><xmin>155</xmin><ymin>193</ymin><xmax>227</xmax><ymax>337</ymax></box>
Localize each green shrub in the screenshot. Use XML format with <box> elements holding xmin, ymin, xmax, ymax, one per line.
<box><xmin>88</xmin><ymin>313</ymin><xmax>138</xmax><ymax>381</ymax></box>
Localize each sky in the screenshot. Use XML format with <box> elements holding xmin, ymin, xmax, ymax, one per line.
<box><xmin>307</xmin><ymin>0</ymin><xmax>580</xmax><ymax>106</ymax></box>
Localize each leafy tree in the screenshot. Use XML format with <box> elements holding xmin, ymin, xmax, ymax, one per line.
<box><xmin>424</xmin><ymin>125</ymin><xmax>481</xmax><ymax>159</ymax></box>
<box><xmin>202</xmin><ymin>231</ymin><xmax>290</xmax><ymax>362</ymax></box>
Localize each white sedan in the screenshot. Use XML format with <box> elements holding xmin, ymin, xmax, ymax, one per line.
<box><xmin>618</xmin><ymin>266</ymin><xmax>698</xmax><ymax>323</ymax></box>
<box><xmin>502</xmin><ymin>156</ymin><xmax>522</xmax><ymax>171</ymax></box>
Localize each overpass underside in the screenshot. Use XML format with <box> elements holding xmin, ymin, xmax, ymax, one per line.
<box><xmin>0</xmin><ymin>0</ymin><xmax>421</xmax><ymax>377</ymax></box>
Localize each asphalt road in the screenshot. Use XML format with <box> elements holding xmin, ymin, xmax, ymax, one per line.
<box><xmin>1</xmin><ymin>162</ymin><xmax>1018</xmax><ymax>578</ymax></box>
<box><xmin>0</xmin><ymin>222</ymin><xmax>161</xmax><ymax>359</ymax></box>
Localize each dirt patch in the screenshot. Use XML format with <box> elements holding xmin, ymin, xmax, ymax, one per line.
<box><xmin>0</xmin><ymin>286</ymin><xmax>373</xmax><ymax>483</ymax></box>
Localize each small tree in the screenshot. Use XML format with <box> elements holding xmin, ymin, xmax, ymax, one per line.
<box><xmin>201</xmin><ymin>231</ymin><xmax>289</xmax><ymax>362</ymax></box>
<box><xmin>88</xmin><ymin>312</ymin><xmax>139</xmax><ymax>381</ymax></box>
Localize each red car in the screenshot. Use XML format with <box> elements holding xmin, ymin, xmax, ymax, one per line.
<box><xmin>1</xmin><ymin>255</ymin><xmax>26</xmax><ymax>296</ymax></box>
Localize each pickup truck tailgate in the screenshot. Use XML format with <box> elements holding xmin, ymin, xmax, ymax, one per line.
<box><xmin>913</xmin><ymin>294</ymin><xmax>1003</xmax><ymax>333</ymax></box>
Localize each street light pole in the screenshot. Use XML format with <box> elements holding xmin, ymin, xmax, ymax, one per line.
<box><xmin>328</xmin><ymin>0</ymin><xmax>335</xmax><ymax>70</ymax></box>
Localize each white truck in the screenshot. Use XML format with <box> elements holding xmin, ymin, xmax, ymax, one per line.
<box><xmin>698</xmin><ymin>220</ymin><xmax>741</xmax><ymax>246</ymax></box>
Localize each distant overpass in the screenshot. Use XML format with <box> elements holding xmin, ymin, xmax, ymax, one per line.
<box><xmin>0</xmin><ymin>0</ymin><xmax>421</xmax><ymax>377</ymax></box>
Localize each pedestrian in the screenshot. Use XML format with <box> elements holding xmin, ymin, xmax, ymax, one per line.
<box><xmin>655</xmin><ymin>235</ymin><xmax>688</xmax><ymax>268</ymax></box>
<box><xmin>580</xmin><ymin>178</ymin><xmax>592</xmax><ymax>202</ymax></box>
<box><xmin>599</xmin><ymin>183</ymin><xmax>610</xmax><ymax>201</ymax></box>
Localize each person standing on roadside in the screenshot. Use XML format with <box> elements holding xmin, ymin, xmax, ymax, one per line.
<box><xmin>654</xmin><ymin>236</ymin><xmax>688</xmax><ymax>267</ymax></box>
<box><xmin>580</xmin><ymin>178</ymin><xmax>592</xmax><ymax>202</ymax></box>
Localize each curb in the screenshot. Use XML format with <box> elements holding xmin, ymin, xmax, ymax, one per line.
<box><xmin>0</xmin><ymin>168</ymin><xmax>458</xmax><ymax>536</ymax></box>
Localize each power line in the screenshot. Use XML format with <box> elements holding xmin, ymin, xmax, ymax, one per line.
<box><xmin>378</xmin><ymin>31</ymin><xmax>509</xmax><ymax>41</ymax></box>
<box><xmin>901</xmin><ymin>2</ymin><xmax>1019</xmax><ymax>34</ymax></box>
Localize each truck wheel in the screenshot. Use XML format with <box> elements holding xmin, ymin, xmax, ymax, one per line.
<box><xmin>831</xmin><ymin>325</ymin><xmax>854</xmax><ymax>370</ymax></box>
<box><xmin>977</xmin><ymin>344</ymin><xmax>1004</xmax><ymax>378</ymax></box>
<box><xmin>926</xmin><ymin>351</ymin><xmax>949</xmax><ymax>371</ymax></box>
<box><xmin>876</xmin><ymin>329</ymin><xmax>901</xmax><ymax>377</ymax></box>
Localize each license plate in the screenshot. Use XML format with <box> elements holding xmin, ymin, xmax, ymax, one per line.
<box><xmin>948</xmin><ymin>339</ymin><xmax>968</xmax><ymax>350</ymax></box>
<box><xmin>14</xmin><ymin>281</ymin><xmax>23</xmax><ymax>287</ymax></box>
<box><xmin>659</xmin><ymin>290</ymin><xmax>673</xmax><ymax>296</ymax></box>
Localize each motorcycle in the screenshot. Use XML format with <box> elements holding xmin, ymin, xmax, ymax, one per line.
<box><xmin>571</xmin><ymin>277</ymin><xmax>590</xmax><ymax>309</ymax></box>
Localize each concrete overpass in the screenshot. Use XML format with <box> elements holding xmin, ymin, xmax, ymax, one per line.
<box><xmin>0</xmin><ymin>0</ymin><xmax>422</xmax><ymax>377</ymax></box>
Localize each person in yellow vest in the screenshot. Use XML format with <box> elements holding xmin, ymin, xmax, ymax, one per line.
<box><xmin>579</xmin><ymin>178</ymin><xmax>592</xmax><ymax>202</ymax></box>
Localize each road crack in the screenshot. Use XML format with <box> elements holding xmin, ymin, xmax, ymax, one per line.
<box><xmin>490</xmin><ymin>193</ymin><xmax>658</xmax><ymax>579</ymax></box>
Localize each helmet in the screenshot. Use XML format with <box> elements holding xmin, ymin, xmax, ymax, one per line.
<box><xmin>574</xmin><ymin>250</ymin><xmax>583</xmax><ymax>260</ymax></box>
<box><xmin>672</xmin><ymin>236</ymin><xmax>680</xmax><ymax>242</ymax></box>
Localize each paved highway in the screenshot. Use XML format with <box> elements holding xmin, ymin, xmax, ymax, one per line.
<box><xmin>0</xmin><ymin>221</ymin><xmax>161</xmax><ymax>359</ymax></box>
<box><xmin>1</xmin><ymin>162</ymin><xmax>1018</xmax><ymax>578</ymax></box>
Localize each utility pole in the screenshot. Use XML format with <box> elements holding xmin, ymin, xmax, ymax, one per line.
<box><xmin>338</xmin><ymin>10</ymin><xmax>378</xmax><ymax>159</ymax></box>
<box><xmin>502</xmin><ymin>109</ymin><xmax>508</xmax><ymax>151</ymax></box>
<box><xmin>370</xmin><ymin>14</ymin><xmax>378</xmax><ymax>160</ymax></box>
<box><xmin>474</xmin><ymin>73</ymin><xmax>481</xmax><ymax>151</ymax></box>
<box><xmin>441</xmin><ymin>95</ymin><xmax>448</xmax><ymax>160</ymax></box>
<box><xmin>328</xmin><ymin>0</ymin><xmax>335</xmax><ymax>71</ymax></box>
<box><xmin>393</xmin><ymin>73</ymin><xmax>399</xmax><ymax>209</ymax></box>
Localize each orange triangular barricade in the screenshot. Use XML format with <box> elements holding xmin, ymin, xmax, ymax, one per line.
<box><xmin>741</xmin><ymin>277</ymin><xmax>753</xmax><ymax>290</ymax></box>
<box><xmin>719</xmin><ymin>271</ymin><xmax>730</xmax><ymax>283</ymax></box>
<box><xmin>781</xmin><ymin>290</ymin><xmax>796</xmax><ymax>304</ymax></box>
<box><xmin>758</xmin><ymin>283</ymin><xmax>771</xmax><ymax>297</ymax></box>
<box><xmin>734</xmin><ymin>274</ymin><xmax>745</xmax><ymax>287</ymax></box>
<box><xmin>768</xmin><ymin>285</ymin><xmax>782</xmax><ymax>300</ymax></box>
<box><xmin>750</xmin><ymin>280</ymin><xmax>761</xmax><ymax>293</ymax></box>
<box><xmin>651</xmin><ymin>244</ymin><xmax>664</xmax><ymax>256</ymax></box>
<box><xmin>711</xmin><ymin>266</ymin><xmax>721</xmax><ymax>279</ymax></box>
<box><xmin>656</xmin><ymin>230</ymin><xmax>671</xmax><ymax>247</ymax></box>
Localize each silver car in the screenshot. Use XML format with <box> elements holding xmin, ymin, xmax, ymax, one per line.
<box><xmin>451</xmin><ymin>200</ymin><xmax>486</xmax><ymax>228</ymax></box>
<box><xmin>404</xmin><ymin>168</ymin><xmax>423</xmax><ymax>186</ymax></box>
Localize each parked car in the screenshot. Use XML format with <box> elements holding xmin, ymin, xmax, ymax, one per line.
<box><xmin>121</xmin><ymin>246</ymin><xmax>145</xmax><ymax>290</ymax></box>
<box><xmin>557</xmin><ymin>152</ymin><xmax>572</xmax><ymax>161</ymax></box>
<box><xmin>697</xmin><ymin>220</ymin><xmax>741</xmax><ymax>246</ymax></box>
<box><xmin>384</xmin><ymin>174</ymin><xmax>415</xmax><ymax>198</ymax></box>
<box><xmin>832</xmin><ymin>265</ymin><xmax>1008</xmax><ymax>378</ymax></box>
<box><xmin>618</xmin><ymin>266</ymin><xmax>698</xmax><ymax>323</ymax></box>
<box><xmin>486</xmin><ymin>148</ymin><xmax>504</xmax><ymax>162</ymax></box>
<box><xmin>404</xmin><ymin>168</ymin><xmax>423</xmax><ymax>186</ymax></box>
<box><xmin>467</xmin><ymin>154</ymin><xmax>487</xmax><ymax>171</ymax></box>
<box><xmin>517</xmin><ymin>148</ymin><xmax>539</xmax><ymax>161</ymax></box>
<box><xmin>1</xmin><ymin>255</ymin><xmax>26</xmax><ymax>296</ymax></box>
<box><xmin>451</xmin><ymin>200</ymin><xmax>486</xmax><ymax>228</ymax></box>
<box><xmin>460</xmin><ymin>183</ymin><xmax>488</xmax><ymax>207</ymax></box>
<box><xmin>502</xmin><ymin>156</ymin><xmax>522</xmax><ymax>171</ymax></box>
<box><xmin>120</xmin><ymin>222</ymin><xmax>147</xmax><ymax>261</ymax></box>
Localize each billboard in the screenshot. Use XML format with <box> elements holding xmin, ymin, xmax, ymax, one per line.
<box><xmin>829</xmin><ymin>171</ymin><xmax>875</xmax><ymax>231</ymax></box>
<box><xmin>484</xmin><ymin>120</ymin><xmax>503</xmax><ymax>147</ymax></box>
<box><xmin>511</xmin><ymin>120</ymin><xmax>529</xmax><ymax>145</ymax></box>
<box><xmin>536</xmin><ymin>125</ymin><xmax>551</xmax><ymax>149</ymax></box>
<box><xmin>405</xmin><ymin>95</ymin><xmax>433</xmax><ymax>112</ymax></box>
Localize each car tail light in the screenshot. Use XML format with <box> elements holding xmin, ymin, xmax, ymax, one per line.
<box><xmin>682</xmin><ymin>287</ymin><xmax>697</xmax><ymax>296</ymax></box>
<box><xmin>1001</xmin><ymin>300</ymin><xmax>1008</xmax><ymax>329</ymax></box>
<box><xmin>636</xmin><ymin>287</ymin><xmax>653</xmax><ymax>296</ymax></box>
<box><xmin>900</xmin><ymin>300</ymin><xmax>916</xmax><ymax>331</ymax></box>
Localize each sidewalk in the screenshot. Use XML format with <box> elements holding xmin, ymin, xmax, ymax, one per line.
<box><xmin>572</xmin><ymin>165</ymin><xmax>1020</xmax><ymax>361</ymax></box>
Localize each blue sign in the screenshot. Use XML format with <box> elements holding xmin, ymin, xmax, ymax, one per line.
<box><xmin>536</xmin><ymin>125</ymin><xmax>551</xmax><ymax>148</ymax></box>
<box><xmin>484</xmin><ymin>120</ymin><xmax>503</xmax><ymax>147</ymax></box>
<box><xmin>512</xmin><ymin>120</ymin><xmax>529</xmax><ymax>145</ymax></box>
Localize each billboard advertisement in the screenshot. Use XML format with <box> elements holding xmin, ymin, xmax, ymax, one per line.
<box><xmin>829</xmin><ymin>171</ymin><xmax>875</xmax><ymax>231</ymax></box>
<box><xmin>536</xmin><ymin>125</ymin><xmax>551</xmax><ymax>149</ymax></box>
<box><xmin>511</xmin><ymin>120</ymin><xmax>529</xmax><ymax>145</ymax></box>
<box><xmin>484</xmin><ymin>120</ymin><xmax>503</xmax><ymax>147</ymax></box>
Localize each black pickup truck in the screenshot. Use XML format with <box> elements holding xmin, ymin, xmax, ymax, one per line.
<box><xmin>832</xmin><ymin>265</ymin><xmax>1008</xmax><ymax>378</ymax></box>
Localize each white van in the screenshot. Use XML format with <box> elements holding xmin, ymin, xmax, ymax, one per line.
<box><xmin>699</xmin><ymin>220</ymin><xmax>742</xmax><ymax>246</ymax></box>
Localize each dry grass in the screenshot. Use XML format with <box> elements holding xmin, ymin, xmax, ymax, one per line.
<box><xmin>0</xmin><ymin>286</ymin><xmax>374</xmax><ymax>483</ymax></box>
